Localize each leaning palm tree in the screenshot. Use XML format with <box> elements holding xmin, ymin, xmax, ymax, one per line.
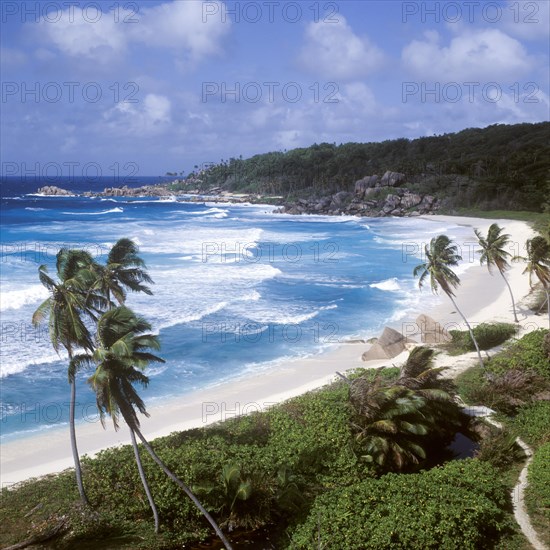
<box><xmin>413</xmin><ymin>235</ymin><xmax>485</xmax><ymax>369</ymax></box>
<box><xmin>475</xmin><ymin>223</ymin><xmax>518</xmax><ymax>322</ymax></box>
<box><xmin>94</xmin><ymin>238</ymin><xmax>153</xmax><ymax>305</ymax></box>
<box><xmin>350</xmin><ymin>372</ymin><xmax>429</xmax><ymax>471</ymax></box>
<box><xmin>517</xmin><ymin>236</ymin><xmax>550</xmax><ymax>328</ymax></box>
<box><xmin>32</xmin><ymin>249</ymin><xmax>104</xmax><ymax>505</ymax></box>
<box><xmin>398</xmin><ymin>347</ymin><xmax>465</xmax><ymax>442</ymax></box>
<box><xmin>86</xmin><ymin>307</ymin><xmax>233</xmax><ymax>548</ymax></box>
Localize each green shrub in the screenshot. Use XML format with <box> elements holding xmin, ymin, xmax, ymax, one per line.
<box><xmin>448</xmin><ymin>323</ymin><xmax>517</xmax><ymax>354</ymax></box>
<box><xmin>474</xmin><ymin>428</ymin><xmax>526</xmax><ymax>470</ymax></box>
<box><xmin>289</xmin><ymin>459</ymin><xmax>512</xmax><ymax>549</ymax></box>
<box><xmin>455</xmin><ymin>366</ymin><xmax>487</xmax><ymax>405</ymax></box>
<box><xmin>511</xmin><ymin>401</ymin><xmax>550</xmax><ymax>448</ymax></box>
<box><xmin>488</xmin><ymin>329</ymin><xmax>549</xmax><ymax>379</ymax></box>
<box><xmin>525</xmin><ymin>443</ymin><xmax>550</xmax><ymax>545</ymax></box>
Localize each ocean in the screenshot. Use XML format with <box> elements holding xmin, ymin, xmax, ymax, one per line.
<box><xmin>0</xmin><ymin>177</ymin><xmax>474</xmax><ymax>441</ymax></box>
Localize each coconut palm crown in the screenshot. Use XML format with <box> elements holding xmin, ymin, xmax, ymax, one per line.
<box><xmin>475</xmin><ymin>223</ymin><xmax>518</xmax><ymax>322</ymax></box>
<box><xmin>413</xmin><ymin>235</ymin><xmax>485</xmax><ymax>369</ymax></box>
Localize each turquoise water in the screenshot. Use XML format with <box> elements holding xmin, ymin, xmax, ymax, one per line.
<box><xmin>0</xmin><ymin>180</ymin><xmax>473</xmax><ymax>440</ymax></box>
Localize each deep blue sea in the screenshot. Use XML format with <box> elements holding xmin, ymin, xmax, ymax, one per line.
<box><xmin>0</xmin><ymin>177</ymin><xmax>473</xmax><ymax>441</ymax></box>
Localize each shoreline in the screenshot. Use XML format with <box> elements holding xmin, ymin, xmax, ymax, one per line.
<box><xmin>1</xmin><ymin>215</ymin><xmax>545</xmax><ymax>486</ymax></box>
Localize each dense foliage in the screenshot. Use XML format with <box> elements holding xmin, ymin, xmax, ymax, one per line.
<box><xmin>510</xmin><ymin>401</ymin><xmax>550</xmax><ymax>448</ymax></box>
<box><xmin>350</xmin><ymin>349</ymin><xmax>466</xmax><ymax>472</ymax></box>
<box><xmin>289</xmin><ymin>459</ymin><xmax>512</xmax><ymax>549</ymax></box>
<box><xmin>447</xmin><ymin>322</ymin><xmax>518</xmax><ymax>354</ymax></box>
<box><xmin>488</xmin><ymin>329</ymin><xmax>549</xmax><ymax>379</ymax></box>
<box><xmin>178</xmin><ymin>122</ymin><xmax>550</xmax><ymax>212</ymax></box>
<box><xmin>455</xmin><ymin>330</ymin><xmax>550</xmax><ymax>414</ymax></box>
<box><xmin>525</xmin><ymin>443</ymin><xmax>550</xmax><ymax>545</ymax></box>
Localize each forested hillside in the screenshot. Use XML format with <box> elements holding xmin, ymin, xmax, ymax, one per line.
<box><xmin>180</xmin><ymin>122</ymin><xmax>549</xmax><ymax>212</ymax></box>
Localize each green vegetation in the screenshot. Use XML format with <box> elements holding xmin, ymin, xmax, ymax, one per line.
<box><xmin>0</xmin><ymin>377</ymin><xmax>522</xmax><ymax>549</ymax></box>
<box><xmin>474</xmin><ymin>428</ymin><xmax>526</xmax><ymax>471</ymax></box>
<box><xmin>30</xmin><ymin>242</ymin><xmax>231</xmax><ymax>547</ymax></box>
<box><xmin>525</xmin><ymin>443</ymin><xmax>550</xmax><ymax>545</ymax></box>
<box><xmin>456</xmin><ymin>328</ymin><xmax>550</xmax><ymax>548</ymax></box>
<box><xmin>455</xmin><ymin>209</ymin><xmax>550</xmax><ymax>238</ymax></box>
<box><xmin>510</xmin><ymin>402</ymin><xmax>550</xmax><ymax>448</ymax></box>
<box><xmin>488</xmin><ymin>329</ymin><xmax>550</xmax><ymax>379</ymax></box>
<box><xmin>447</xmin><ymin>323</ymin><xmax>518</xmax><ymax>355</ymax></box>
<box><xmin>517</xmin><ymin>236</ymin><xmax>550</xmax><ymax>329</ymax></box>
<box><xmin>289</xmin><ymin>460</ymin><xmax>513</xmax><ymax>549</ymax></box>
<box><xmin>455</xmin><ymin>330</ymin><xmax>550</xmax><ymax>414</ymax></box>
<box><xmin>350</xmin><ymin>347</ymin><xmax>465</xmax><ymax>472</ymax></box>
<box><xmin>179</xmin><ymin>122</ymin><xmax>549</xmax><ymax>213</ymax></box>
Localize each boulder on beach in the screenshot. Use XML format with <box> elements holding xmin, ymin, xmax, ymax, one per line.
<box><xmin>416</xmin><ymin>314</ymin><xmax>452</xmax><ymax>344</ymax></box>
<box><xmin>362</xmin><ymin>327</ymin><xmax>416</xmax><ymax>361</ymax></box>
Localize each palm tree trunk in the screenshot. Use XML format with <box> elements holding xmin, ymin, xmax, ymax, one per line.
<box><xmin>69</xmin><ymin>374</ymin><xmax>89</xmax><ymax>505</ymax></box>
<box><xmin>130</xmin><ymin>428</ymin><xmax>159</xmax><ymax>533</ymax></box>
<box><xmin>133</xmin><ymin>427</ymin><xmax>233</xmax><ymax>549</ymax></box>
<box><xmin>499</xmin><ymin>269</ymin><xmax>519</xmax><ymax>323</ymax></box>
<box><xmin>446</xmin><ymin>293</ymin><xmax>485</xmax><ymax>369</ymax></box>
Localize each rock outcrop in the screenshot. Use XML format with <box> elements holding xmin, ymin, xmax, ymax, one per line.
<box><xmin>37</xmin><ymin>186</ymin><xmax>72</xmax><ymax>196</ymax></box>
<box><xmin>274</xmin><ymin>185</ymin><xmax>439</xmax><ymax>218</ymax></box>
<box><xmin>416</xmin><ymin>314</ymin><xmax>452</xmax><ymax>344</ymax></box>
<box><xmin>84</xmin><ymin>185</ymin><xmax>173</xmax><ymax>198</ymax></box>
<box><xmin>362</xmin><ymin>327</ymin><xmax>416</xmax><ymax>361</ymax></box>
<box><xmin>380</xmin><ymin>171</ymin><xmax>406</xmax><ymax>187</ymax></box>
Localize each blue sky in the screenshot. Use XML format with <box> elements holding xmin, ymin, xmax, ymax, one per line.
<box><xmin>1</xmin><ymin>0</ymin><xmax>548</xmax><ymax>177</ymax></box>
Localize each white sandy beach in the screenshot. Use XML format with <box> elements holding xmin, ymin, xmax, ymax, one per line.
<box><xmin>1</xmin><ymin>215</ymin><xmax>546</xmax><ymax>486</ymax></box>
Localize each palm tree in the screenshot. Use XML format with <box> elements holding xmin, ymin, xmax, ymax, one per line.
<box><xmin>350</xmin><ymin>372</ymin><xmax>429</xmax><ymax>471</ymax></box>
<box><xmin>413</xmin><ymin>235</ymin><xmax>485</xmax><ymax>369</ymax></box>
<box><xmin>32</xmin><ymin>249</ymin><xmax>104</xmax><ymax>505</ymax></box>
<box><xmin>87</xmin><ymin>307</ymin><xmax>233</xmax><ymax>548</ymax></box>
<box><xmin>94</xmin><ymin>238</ymin><xmax>153</xmax><ymax>305</ymax></box>
<box><xmin>517</xmin><ymin>236</ymin><xmax>550</xmax><ymax>328</ymax></box>
<box><xmin>398</xmin><ymin>347</ymin><xmax>465</xmax><ymax>443</ymax></box>
<box><xmin>475</xmin><ymin>223</ymin><xmax>518</xmax><ymax>322</ymax></box>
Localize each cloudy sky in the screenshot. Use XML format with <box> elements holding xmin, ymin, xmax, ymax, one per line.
<box><xmin>1</xmin><ymin>0</ymin><xmax>548</xmax><ymax>177</ymax></box>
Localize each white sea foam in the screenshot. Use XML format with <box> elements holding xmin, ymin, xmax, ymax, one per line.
<box><xmin>0</xmin><ymin>284</ymin><xmax>49</xmax><ymax>311</ymax></box>
<box><xmin>25</xmin><ymin>207</ymin><xmax>46</xmax><ymax>211</ymax></box>
<box><xmin>187</xmin><ymin>207</ymin><xmax>228</xmax><ymax>215</ymax></box>
<box><xmin>0</xmin><ymin>350</ymin><xmax>67</xmax><ymax>379</ymax></box>
<box><xmin>61</xmin><ymin>207</ymin><xmax>124</xmax><ymax>215</ymax></box>
<box><xmin>369</xmin><ymin>277</ymin><xmax>401</xmax><ymax>292</ymax></box>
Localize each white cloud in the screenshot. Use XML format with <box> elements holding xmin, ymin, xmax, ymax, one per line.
<box><xmin>143</xmin><ymin>94</ymin><xmax>172</xmax><ymax>124</ymax></box>
<box><xmin>502</xmin><ymin>0</ymin><xmax>550</xmax><ymax>40</ymax></box>
<box><xmin>34</xmin><ymin>1</ymin><xmax>230</xmax><ymax>65</ymax></box>
<box><xmin>298</xmin><ymin>16</ymin><xmax>384</xmax><ymax>80</ymax></box>
<box><xmin>131</xmin><ymin>1</ymin><xmax>230</xmax><ymax>61</ymax></box>
<box><xmin>103</xmin><ymin>93</ymin><xmax>172</xmax><ymax>135</ymax></box>
<box><xmin>402</xmin><ymin>29</ymin><xmax>533</xmax><ymax>81</ymax></box>
<box><xmin>38</xmin><ymin>7</ymin><xmax>127</xmax><ymax>60</ymax></box>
